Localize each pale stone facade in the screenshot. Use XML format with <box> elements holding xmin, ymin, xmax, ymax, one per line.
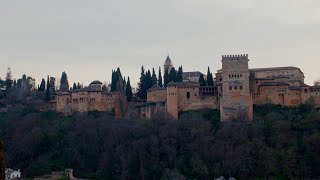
<box><xmin>144</xmin><ymin>54</ymin><xmax>320</xmax><ymax>120</ymax></box>
<box><xmin>55</xmin><ymin>81</ymin><xmax>121</xmax><ymax>114</ymax></box>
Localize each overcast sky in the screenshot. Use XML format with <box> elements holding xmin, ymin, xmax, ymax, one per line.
<box><xmin>0</xmin><ymin>0</ymin><xmax>320</xmax><ymax>87</ymax></box>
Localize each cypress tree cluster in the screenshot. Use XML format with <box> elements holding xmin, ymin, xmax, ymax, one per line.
<box><xmin>111</xmin><ymin>68</ymin><xmax>125</xmax><ymax>92</ymax></box>
<box><xmin>163</xmin><ymin>66</ymin><xmax>183</xmax><ymax>87</ymax></box>
<box><xmin>59</xmin><ymin>71</ymin><xmax>69</xmax><ymax>92</ymax></box>
<box><xmin>207</xmin><ymin>67</ymin><xmax>214</xmax><ymax>86</ymax></box>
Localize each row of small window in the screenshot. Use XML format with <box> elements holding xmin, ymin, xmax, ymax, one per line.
<box><xmin>229</xmin><ymin>86</ymin><xmax>243</xmax><ymax>90</ymax></box>
<box><xmin>306</xmin><ymin>89</ymin><xmax>320</xmax><ymax>92</ymax></box>
<box><xmin>229</xmin><ymin>74</ymin><xmax>243</xmax><ymax>78</ymax></box>
<box><xmin>169</xmin><ymin>93</ymin><xmax>177</xmax><ymax>95</ymax></box>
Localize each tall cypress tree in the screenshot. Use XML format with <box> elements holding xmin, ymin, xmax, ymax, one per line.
<box><xmin>177</xmin><ymin>66</ymin><xmax>183</xmax><ymax>82</ymax></box>
<box><xmin>169</xmin><ymin>67</ymin><xmax>177</xmax><ymax>83</ymax></box>
<box><xmin>126</xmin><ymin>77</ymin><xmax>133</xmax><ymax>102</ymax></box>
<box><xmin>151</xmin><ymin>68</ymin><xmax>157</xmax><ymax>86</ymax></box>
<box><xmin>5</xmin><ymin>67</ymin><xmax>13</xmax><ymax>89</ymax></box>
<box><xmin>158</xmin><ymin>67</ymin><xmax>163</xmax><ymax>87</ymax></box>
<box><xmin>60</xmin><ymin>71</ymin><xmax>69</xmax><ymax>92</ymax></box>
<box><xmin>0</xmin><ymin>139</ymin><xmax>5</xmax><ymax>180</ymax></box>
<box><xmin>146</xmin><ymin>70</ymin><xmax>152</xmax><ymax>90</ymax></box>
<box><xmin>199</xmin><ymin>74</ymin><xmax>206</xmax><ymax>86</ymax></box>
<box><xmin>207</xmin><ymin>67</ymin><xmax>214</xmax><ymax>86</ymax></box>
<box><xmin>137</xmin><ymin>66</ymin><xmax>147</xmax><ymax>99</ymax></box>
<box><xmin>39</xmin><ymin>78</ymin><xmax>46</xmax><ymax>92</ymax></box>
<box><xmin>73</xmin><ymin>83</ymin><xmax>77</xmax><ymax>90</ymax></box>
<box><xmin>45</xmin><ymin>76</ymin><xmax>51</xmax><ymax>101</ymax></box>
<box><xmin>164</xmin><ymin>69</ymin><xmax>169</xmax><ymax>87</ymax></box>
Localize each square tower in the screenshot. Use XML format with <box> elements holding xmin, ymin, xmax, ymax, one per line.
<box><xmin>220</xmin><ymin>54</ymin><xmax>253</xmax><ymax>121</ymax></box>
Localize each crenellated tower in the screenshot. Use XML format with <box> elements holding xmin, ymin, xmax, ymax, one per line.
<box><xmin>220</xmin><ymin>54</ymin><xmax>253</xmax><ymax>121</ymax></box>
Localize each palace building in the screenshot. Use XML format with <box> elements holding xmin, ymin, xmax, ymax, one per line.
<box><xmin>55</xmin><ymin>54</ymin><xmax>320</xmax><ymax>121</ymax></box>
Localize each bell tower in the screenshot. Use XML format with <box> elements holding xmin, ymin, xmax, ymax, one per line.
<box><xmin>220</xmin><ymin>54</ymin><xmax>253</xmax><ymax>121</ymax></box>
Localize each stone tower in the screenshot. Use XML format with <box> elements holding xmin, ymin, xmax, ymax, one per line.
<box><xmin>164</xmin><ymin>56</ymin><xmax>173</xmax><ymax>74</ymax></box>
<box><xmin>220</xmin><ymin>54</ymin><xmax>253</xmax><ymax>121</ymax></box>
<box><xmin>167</xmin><ymin>82</ymin><xmax>178</xmax><ymax>119</ymax></box>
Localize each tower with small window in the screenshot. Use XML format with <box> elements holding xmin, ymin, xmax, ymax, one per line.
<box><xmin>220</xmin><ymin>54</ymin><xmax>253</xmax><ymax>121</ymax></box>
<box><xmin>167</xmin><ymin>82</ymin><xmax>178</xmax><ymax>119</ymax></box>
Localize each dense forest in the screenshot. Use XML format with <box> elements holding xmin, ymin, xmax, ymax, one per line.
<box><xmin>0</xmin><ymin>103</ymin><xmax>319</xmax><ymax>179</ymax></box>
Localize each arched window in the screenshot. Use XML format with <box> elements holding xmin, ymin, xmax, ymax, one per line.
<box><xmin>186</xmin><ymin>92</ymin><xmax>190</xmax><ymax>99</ymax></box>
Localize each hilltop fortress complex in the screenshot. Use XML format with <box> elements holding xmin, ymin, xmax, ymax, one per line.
<box><xmin>55</xmin><ymin>54</ymin><xmax>320</xmax><ymax>121</ymax></box>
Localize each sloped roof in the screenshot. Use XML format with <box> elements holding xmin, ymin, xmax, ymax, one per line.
<box><xmin>165</xmin><ymin>56</ymin><xmax>172</xmax><ymax>64</ymax></box>
<box><xmin>250</xmin><ymin>66</ymin><xmax>300</xmax><ymax>72</ymax></box>
<box><xmin>90</xmin><ymin>80</ymin><xmax>103</xmax><ymax>84</ymax></box>
<box><xmin>183</xmin><ymin>71</ymin><xmax>205</xmax><ymax>77</ymax></box>
<box><xmin>147</xmin><ymin>84</ymin><xmax>165</xmax><ymax>92</ymax></box>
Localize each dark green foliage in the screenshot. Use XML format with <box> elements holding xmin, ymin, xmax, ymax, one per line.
<box><xmin>111</xmin><ymin>68</ymin><xmax>124</xmax><ymax>92</ymax></box>
<box><xmin>5</xmin><ymin>67</ymin><xmax>13</xmax><ymax>89</ymax></box>
<box><xmin>137</xmin><ymin>66</ymin><xmax>147</xmax><ymax>99</ymax></box>
<box><xmin>169</xmin><ymin>67</ymin><xmax>177</xmax><ymax>83</ymax></box>
<box><xmin>0</xmin><ymin>139</ymin><xmax>5</xmax><ymax>180</ymax></box>
<box><xmin>1</xmin><ymin>106</ymin><xmax>320</xmax><ymax>179</ymax></box>
<box><xmin>59</xmin><ymin>72</ymin><xmax>69</xmax><ymax>92</ymax></box>
<box><xmin>72</xmin><ymin>83</ymin><xmax>77</xmax><ymax>90</ymax></box>
<box><xmin>199</xmin><ymin>74</ymin><xmax>206</xmax><ymax>86</ymax></box>
<box><xmin>152</xmin><ymin>68</ymin><xmax>157</xmax><ymax>86</ymax></box>
<box><xmin>206</xmin><ymin>67</ymin><xmax>214</xmax><ymax>86</ymax></box>
<box><xmin>164</xmin><ymin>69</ymin><xmax>169</xmax><ymax>87</ymax></box>
<box><xmin>158</xmin><ymin>67</ymin><xmax>163</xmax><ymax>88</ymax></box>
<box><xmin>45</xmin><ymin>76</ymin><xmax>51</xmax><ymax>101</ymax></box>
<box><xmin>146</xmin><ymin>70</ymin><xmax>153</xmax><ymax>90</ymax></box>
<box><xmin>177</xmin><ymin>66</ymin><xmax>183</xmax><ymax>82</ymax></box>
<box><xmin>39</xmin><ymin>79</ymin><xmax>46</xmax><ymax>92</ymax></box>
<box><xmin>126</xmin><ymin>77</ymin><xmax>133</xmax><ymax>102</ymax></box>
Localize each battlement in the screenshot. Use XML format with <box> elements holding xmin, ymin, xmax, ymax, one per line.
<box><xmin>222</xmin><ymin>54</ymin><xmax>249</xmax><ymax>61</ymax></box>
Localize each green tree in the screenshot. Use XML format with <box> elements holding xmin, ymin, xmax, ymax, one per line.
<box><xmin>126</xmin><ymin>77</ymin><xmax>133</xmax><ymax>102</ymax></box>
<box><xmin>158</xmin><ymin>67</ymin><xmax>163</xmax><ymax>88</ymax></box>
<box><xmin>45</xmin><ymin>76</ymin><xmax>51</xmax><ymax>101</ymax></box>
<box><xmin>137</xmin><ymin>66</ymin><xmax>147</xmax><ymax>99</ymax></box>
<box><xmin>77</xmin><ymin>82</ymin><xmax>82</xmax><ymax>89</ymax></box>
<box><xmin>60</xmin><ymin>71</ymin><xmax>69</xmax><ymax>92</ymax></box>
<box><xmin>72</xmin><ymin>83</ymin><xmax>77</xmax><ymax>90</ymax></box>
<box><xmin>0</xmin><ymin>139</ymin><xmax>5</xmax><ymax>180</ymax></box>
<box><xmin>199</xmin><ymin>74</ymin><xmax>206</xmax><ymax>86</ymax></box>
<box><xmin>5</xmin><ymin>67</ymin><xmax>13</xmax><ymax>89</ymax></box>
<box><xmin>169</xmin><ymin>67</ymin><xmax>177</xmax><ymax>83</ymax></box>
<box><xmin>146</xmin><ymin>70</ymin><xmax>153</xmax><ymax>90</ymax></box>
<box><xmin>39</xmin><ymin>78</ymin><xmax>46</xmax><ymax>92</ymax></box>
<box><xmin>177</xmin><ymin>66</ymin><xmax>183</xmax><ymax>82</ymax></box>
<box><xmin>111</xmin><ymin>68</ymin><xmax>124</xmax><ymax>92</ymax></box>
<box><xmin>152</xmin><ymin>68</ymin><xmax>157</xmax><ymax>86</ymax></box>
<box><xmin>207</xmin><ymin>67</ymin><xmax>214</xmax><ymax>86</ymax></box>
<box><xmin>164</xmin><ymin>69</ymin><xmax>169</xmax><ymax>87</ymax></box>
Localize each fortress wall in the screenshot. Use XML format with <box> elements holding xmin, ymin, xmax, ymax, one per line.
<box><xmin>147</xmin><ymin>89</ymin><xmax>167</xmax><ymax>103</ymax></box>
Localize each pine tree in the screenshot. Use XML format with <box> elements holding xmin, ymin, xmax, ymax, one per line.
<box><xmin>39</xmin><ymin>78</ymin><xmax>46</xmax><ymax>92</ymax></box>
<box><xmin>146</xmin><ymin>70</ymin><xmax>153</xmax><ymax>90</ymax></box>
<box><xmin>73</xmin><ymin>83</ymin><xmax>77</xmax><ymax>90</ymax></box>
<box><xmin>177</xmin><ymin>66</ymin><xmax>183</xmax><ymax>82</ymax></box>
<box><xmin>137</xmin><ymin>66</ymin><xmax>147</xmax><ymax>99</ymax></box>
<box><xmin>126</xmin><ymin>77</ymin><xmax>133</xmax><ymax>102</ymax></box>
<box><xmin>5</xmin><ymin>67</ymin><xmax>13</xmax><ymax>89</ymax></box>
<box><xmin>49</xmin><ymin>77</ymin><xmax>56</xmax><ymax>93</ymax></box>
<box><xmin>45</xmin><ymin>76</ymin><xmax>51</xmax><ymax>101</ymax></box>
<box><xmin>158</xmin><ymin>67</ymin><xmax>163</xmax><ymax>87</ymax></box>
<box><xmin>77</xmin><ymin>82</ymin><xmax>81</xmax><ymax>89</ymax></box>
<box><xmin>0</xmin><ymin>139</ymin><xmax>5</xmax><ymax>180</ymax></box>
<box><xmin>164</xmin><ymin>69</ymin><xmax>169</xmax><ymax>87</ymax></box>
<box><xmin>111</xmin><ymin>70</ymin><xmax>116</xmax><ymax>92</ymax></box>
<box><xmin>151</xmin><ymin>68</ymin><xmax>157</xmax><ymax>86</ymax></box>
<box><xmin>199</xmin><ymin>74</ymin><xmax>206</xmax><ymax>86</ymax></box>
<box><xmin>207</xmin><ymin>67</ymin><xmax>214</xmax><ymax>86</ymax></box>
<box><xmin>60</xmin><ymin>71</ymin><xmax>69</xmax><ymax>92</ymax></box>
<box><xmin>169</xmin><ymin>67</ymin><xmax>177</xmax><ymax>83</ymax></box>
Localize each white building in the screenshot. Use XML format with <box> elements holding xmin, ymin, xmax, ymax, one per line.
<box><xmin>5</xmin><ymin>168</ymin><xmax>21</xmax><ymax>180</ymax></box>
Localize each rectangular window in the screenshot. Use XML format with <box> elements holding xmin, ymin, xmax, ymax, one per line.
<box><xmin>234</xmin><ymin>86</ymin><xmax>238</xmax><ymax>90</ymax></box>
<box><xmin>240</xmin><ymin>86</ymin><xmax>243</xmax><ymax>90</ymax></box>
<box><xmin>229</xmin><ymin>86</ymin><xmax>232</xmax><ymax>90</ymax></box>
